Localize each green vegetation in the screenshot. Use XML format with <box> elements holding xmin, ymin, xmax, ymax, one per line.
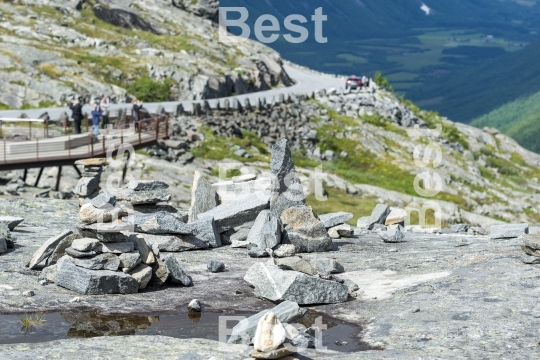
<box><xmin>20</xmin><ymin>313</ymin><xmax>46</xmax><ymax>334</ymax></box>
<box><xmin>126</xmin><ymin>76</ymin><xmax>172</xmax><ymax>102</ymax></box>
<box><xmin>0</xmin><ymin>102</ymin><xmax>10</xmax><ymax>110</ymax></box>
<box><xmin>374</xmin><ymin>71</ymin><xmax>394</xmax><ymax>92</ymax></box>
<box><xmin>191</xmin><ymin>127</ymin><xmax>270</xmax><ymax>163</ymax></box>
<box><xmin>38</xmin><ymin>64</ymin><xmax>62</xmax><ymax>79</ymax></box>
<box><xmin>471</xmin><ymin>90</ymin><xmax>540</xmax><ymax>153</ymax></box>
<box><xmin>306</xmin><ymin>188</ymin><xmax>378</xmax><ymax>225</ymax></box>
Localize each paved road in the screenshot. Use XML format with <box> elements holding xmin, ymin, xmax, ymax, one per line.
<box><xmin>0</xmin><ymin>65</ymin><xmax>345</xmax><ymax>120</ymax></box>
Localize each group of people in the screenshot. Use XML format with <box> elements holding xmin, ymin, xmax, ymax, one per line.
<box><xmin>68</xmin><ymin>96</ymin><xmax>144</xmax><ymax>140</ymax></box>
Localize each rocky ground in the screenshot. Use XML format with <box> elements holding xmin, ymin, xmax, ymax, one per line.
<box><xmin>0</xmin><ymin>195</ymin><xmax>539</xmax><ymax>358</ymax></box>
<box><xmin>0</xmin><ymin>0</ymin><xmax>290</xmax><ymax>108</ymax></box>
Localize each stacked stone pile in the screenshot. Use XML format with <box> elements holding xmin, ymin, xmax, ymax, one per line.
<box><xmin>27</xmin><ymin>138</ymin><xmax>348</xmax><ymax>298</ymax></box>
<box><xmin>73</xmin><ymin>159</ymin><xmax>109</xmax><ymax>203</ymax></box>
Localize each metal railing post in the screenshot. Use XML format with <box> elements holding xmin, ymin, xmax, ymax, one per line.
<box><xmin>68</xmin><ymin>134</ymin><xmax>71</xmax><ymax>158</ymax></box>
<box><xmin>155</xmin><ymin>116</ymin><xmax>159</xmax><ymax>140</ymax></box>
<box><xmin>29</xmin><ymin>121</ymin><xmax>31</xmax><ymax>140</ymax></box>
<box><xmin>3</xmin><ymin>139</ymin><xmax>5</xmax><ymax>163</ymax></box>
<box><xmin>91</xmin><ymin>133</ymin><xmax>94</xmax><ymax>157</ymax></box>
<box><xmin>166</xmin><ymin>114</ymin><xmax>169</xmax><ymax>137</ymax></box>
<box><xmin>36</xmin><ymin>138</ymin><xmax>38</xmax><ymax>160</ymax></box>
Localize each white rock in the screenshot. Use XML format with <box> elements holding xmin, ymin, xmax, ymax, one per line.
<box><xmin>252</xmin><ymin>311</ymin><xmax>287</xmax><ymax>353</ymax></box>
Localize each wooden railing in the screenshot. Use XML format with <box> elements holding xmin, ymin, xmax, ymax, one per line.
<box><xmin>0</xmin><ymin>114</ymin><xmax>168</xmax><ymax>169</ymax></box>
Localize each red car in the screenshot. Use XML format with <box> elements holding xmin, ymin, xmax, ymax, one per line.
<box><xmin>345</xmin><ymin>76</ymin><xmax>362</xmax><ymax>89</ymax></box>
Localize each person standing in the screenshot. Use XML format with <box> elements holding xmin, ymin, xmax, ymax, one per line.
<box><xmin>68</xmin><ymin>97</ymin><xmax>83</xmax><ymax>134</ymax></box>
<box><xmin>91</xmin><ymin>104</ymin><xmax>103</xmax><ymax>141</ymax></box>
<box><xmin>100</xmin><ymin>95</ymin><xmax>110</xmax><ymax>129</ymax></box>
<box><xmin>132</xmin><ymin>98</ymin><xmax>143</xmax><ymax>131</ymax></box>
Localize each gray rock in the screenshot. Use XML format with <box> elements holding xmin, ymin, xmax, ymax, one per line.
<box><xmin>119</xmin><ymin>252</ymin><xmax>142</xmax><ymax>272</ymax></box>
<box><xmin>328</xmin><ymin>224</ymin><xmax>354</xmax><ymax>239</ymax></box>
<box><xmin>269</xmin><ymin>139</ymin><xmax>306</xmax><ymax>218</ymax></box>
<box><xmin>280</xmin><ymin>206</ymin><xmax>333</xmax><ymax>253</ymax></box>
<box><xmin>188</xmin><ymin>216</ymin><xmax>221</xmax><ymax>248</ymax></box>
<box><xmin>521</xmin><ymin>254</ymin><xmax>540</xmax><ymax>264</ymax></box>
<box><xmin>56</xmin><ymin>257</ymin><xmax>138</xmax><ymax>295</ymax></box>
<box><xmin>0</xmin><ymin>236</ymin><xmax>6</xmax><ymax>254</ymax></box>
<box><xmin>48</xmin><ymin>234</ymin><xmax>81</xmax><ymax>266</ymax></box>
<box><xmin>318</xmin><ymin>212</ymin><xmax>353</xmax><ymax>228</ymax></box>
<box><xmin>244</xmin><ymin>262</ymin><xmax>349</xmax><ymax>304</ymax></box>
<box><xmin>230</xmin><ymin>228</ymin><xmax>250</xmax><ymax>242</ymax></box>
<box><xmin>275</xmin><ymin>257</ymin><xmax>316</xmax><ymax>275</ymax></box>
<box><xmin>367</xmin><ymin>204</ymin><xmax>391</xmax><ymax>230</ymax></box>
<box><xmin>76</xmin><ymin>222</ymin><xmax>133</xmax><ymax>243</ymax></box>
<box><xmin>137</xmin><ymin>233</ymin><xmax>209</xmax><ymax>252</ymax></box>
<box><xmin>356</xmin><ymin>216</ymin><xmax>372</xmax><ymax>230</ymax></box>
<box><xmin>90</xmin><ymin>192</ymin><xmax>116</xmax><ymax>209</ymax></box>
<box><xmin>125</xmin><ymin>212</ymin><xmax>193</xmax><ymax>235</ymax></box>
<box><xmin>379</xmin><ymin>225</ymin><xmax>405</xmax><ymax>243</ymax></box>
<box><xmin>248</xmin><ymin>247</ymin><xmax>269</xmax><ymax>258</ymax></box>
<box><xmin>0</xmin><ymin>223</ymin><xmax>12</xmax><ymax>248</ymax></box>
<box><xmin>101</xmin><ymin>242</ymin><xmax>135</xmax><ymax>254</ymax></box>
<box><xmin>27</xmin><ymin>229</ymin><xmax>73</xmax><ymax>269</ymax></box>
<box><xmin>521</xmin><ymin>245</ymin><xmax>540</xmax><ymax>257</ymax></box>
<box><xmin>124</xmin><ymin>180</ymin><xmax>169</xmax><ymax>191</ymax></box>
<box><xmin>0</xmin><ymin>216</ymin><xmax>24</xmax><ymax>230</ymax></box>
<box><xmin>261</xmin><ymin>216</ymin><xmax>282</xmax><ymax>250</ymax></box>
<box><xmin>310</xmin><ymin>257</ymin><xmax>345</xmax><ymax>274</ymax></box>
<box><xmin>162</xmin><ymin>254</ymin><xmax>192</xmax><ymax>286</ymax></box>
<box><xmin>149</xmin><ymin>257</ymin><xmax>169</xmax><ymax>287</ymax></box>
<box><xmin>343</xmin><ymin>279</ymin><xmax>359</xmax><ymax>292</ymax></box>
<box><xmin>128</xmin><ymin>263</ymin><xmax>152</xmax><ymax>289</ymax></box>
<box><xmin>207</xmin><ymin>260</ymin><xmax>225</xmax><ymax>273</ymax></box>
<box><xmin>188</xmin><ymin>299</ymin><xmax>201</xmax><ymax>312</ymax></box>
<box><xmin>470</xmin><ymin>226</ymin><xmax>488</xmax><ymax>236</ymax></box>
<box><xmin>228</xmin><ymin>300</ymin><xmax>306</xmax><ymax>345</ymax></box>
<box><xmin>74</xmin><ymin>176</ymin><xmax>99</xmax><ymax>197</ymax></box>
<box><xmin>247</xmin><ymin>210</ymin><xmax>270</xmax><ymax>247</ymax></box>
<box><xmin>79</xmin><ymin>203</ymin><xmax>126</xmax><ymax>225</ymax></box>
<box><xmin>128</xmin><ymin>233</ymin><xmax>156</xmax><ymax>265</ymax></box>
<box><xmin>490</xmin><ymin>224</ymin><xmax>529</xmax><ymax>239</ymax></box>
<box><xmin>273</xmin><ymin>244</ymin><xmax>296</xmax><ymax>258</ymax></box>
<box><xmin>522</xmin><ymin>234</ymin><xmax>540</xmax><ymax>250</ymax></box>
<box><xmin>230</xmin><ymin>240</ymin><xmax>249</xmax><ymax>248</ymax></box>
<box><xmin>450</xmin><ymin>224</ymin><xmax>468</xmax><ymax>233</ymax></box>
<box><xmin>72</xmin><ymin>238</ymin><xmax>102</xmax><ymax>252</ymax></box>
<box><xmin>188</xmin><ymin>171</ymin><xmax>219</xmax><ymax>223</ymax></box>
<box><xmin>113</xmin><ymin>188</ymin><xmax>172</xmax><ymax>205</ymax></box>
<box><xmin>71</xmin><ymin>253</ymin><xmax>121</xmax><ymax>271</ymax></box>
<box><xmin>65</xmin><ymin>247</ymin><xmax>101</xmax><ymax>258</ymax></box>
<box><xmin>39</xmin><ymin>264</ymin><xmax>58</xmax><ymax>283</ymax></box>
<box><xmin>198</xmin><ymin>192</ymin><xmax>270</xmax><ymax>232</ymax></box>
<box><xmin>290</xmin><ymin>332</ymin><xmax>317</xmax><ymax>349</ymax></box>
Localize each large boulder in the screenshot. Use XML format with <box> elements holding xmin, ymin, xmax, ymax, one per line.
<box><xmin>228</xmin><ymin>300</ymin><xmax>306</xmax><ymax>344</ymax></box>
<box><xmin>280</xmin><ymin>207</ymin><xmax>333</xmax><ymax>253</ymax></box>
<box><xmin>188</xmin><ymin>171</ymin><xmax>219</xmax><ymax>223</ymax></box>
<box><xmin>244</xmin><ymin>262</ymin><xmax>349</xmax><ymax>305</ymax></box>
<box><xmin>269</xmin><ymin>139</ymin><xmax>306</xmax><ymax>219</ymax></box>
<box><xmin>55</xmin><ymin>257</ymin><xmax>138</xmax><ymax>295</ymax></box>
<box><xmin>247</xmin><ymin>210</ymin><xmax>281</xmax><ymax>250</ymax></box>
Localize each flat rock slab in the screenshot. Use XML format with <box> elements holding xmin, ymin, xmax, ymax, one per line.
<box><xmin>188</xmin><ymin>171</ymin><xmax>218</xmax><ymax>222</ymax></box>
<box><xmin>113</xmin><ymin>188</ymin><xmax>172</xmax><ymax>205</ymax></box>
<box><xmin>56</xmin><ymin>257</ymin><xmax>138</xmax><ymax>295</ymax></box>
<box><xmin>124</xmin><ymin>180</ymin><xmax>169</xmax><ymax>191</ymax></box>
<box><xmin>490</xmin><ymin>223</ymin><xmax>529</xmax><ymax>239</ymax></box>
<box><xmin>244</xmin><ymin>262</ymin><xmax>349</xmax><ymax>304</ymax></box>
<box><xmin>319</xmin><ymin>212</ymin><xmax>353</xmax><ymax>228</ymax></box>
<box><xmin>137</xmin><ymin>233</ymin><xmax>209</xmax><ymax>252</ymax></box>
<box><xmin>199</xmin><ymin>192</ymin><xmax>270</xmax><ymax>232</ymax></box>
<box><xmin>70</xmin><ymin>253</ymin><xmax>121</xmax><ymax>271</ymax></box>
<box><xmin>0</xmin><ymin>216</ymin><xmax>24</xmax><ymax>230</ymax></box>
<box><xmin>125</xmin><ymin>212</ymin><xmax>193</xmax><ymax>235</ymax></box>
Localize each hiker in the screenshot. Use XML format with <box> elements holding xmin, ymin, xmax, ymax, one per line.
<box><xmin>361</xmin><ymin>75</ymin><xmax>369</xmax><ymax>88</ymax></box>
<box><xmin>68</xmin><ymin>97</ymin><xmax>83</xmax><ymax>134</ymax></box>
<box><xmin>132</xmin><ymin>98</ymin><xmax>143</xmax><ymax>131</ymax></box>
<box><xmin>100</xmin><ymin>95</ymin><xmax>110</xmax><ymax>129</ymax></box>
<box><xmin>91</xmin><ymin>103</ymin><xmax>103</xmax><ymax>141</ymax></box>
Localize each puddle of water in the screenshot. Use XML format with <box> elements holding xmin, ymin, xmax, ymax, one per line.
<box><xmin>0</xmin><ymin>309</ymin><xmax>372</xmax><ymax>352</ymax></box>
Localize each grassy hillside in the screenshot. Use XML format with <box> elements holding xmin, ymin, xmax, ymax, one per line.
<box><xmin>471</xmin><ymin>91</ymin><xmax>540</xmax><ymax>153</ymax></box>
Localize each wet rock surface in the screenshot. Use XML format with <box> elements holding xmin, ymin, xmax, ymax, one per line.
<box><xmin>0</xmin><ymin>198</ymin><xmax>540</xmax><ymax>358</ymax></box>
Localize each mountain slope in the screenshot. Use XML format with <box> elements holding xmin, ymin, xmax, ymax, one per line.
<box><xmin>470</xmin><ymin>91</ymin><xmax>540</xmax><ymax>153</ymax></box>
<box><xmin>0</xmin><ymin>0</ymin><xmax>290</xmax><ymax>109</ymax></box>
<box><xmin>407</xmin><ymin>40</ymin><xmax>540</xmax><ymax>122</ymax></box>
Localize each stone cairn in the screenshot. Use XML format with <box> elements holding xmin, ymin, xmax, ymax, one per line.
<box><xmin>26</xmin><ymin>139</ymin><xmax>362</xmax><ymax>305</ymax></box>
<box><xmin>0</xmin><ymin>216</ymin><xmax>24</xmax><ymax>254</ymax></box>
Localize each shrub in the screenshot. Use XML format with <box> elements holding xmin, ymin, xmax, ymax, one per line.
<box><xmin>127</xmin><ymin>76</ymin><xmax>172</xmax><ymax>102</ymax></box>
<box><xmin>374</xmin><ymin>71</ymin><xmax>393</xmax><ymax>92</ymax></box>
